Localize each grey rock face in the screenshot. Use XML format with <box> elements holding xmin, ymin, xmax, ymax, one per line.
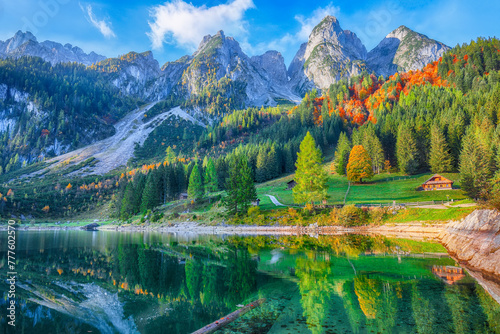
<box><xmin>176</xmin><ymin>31</ymin><xmax>299</xmax><ymax>106</ymax></box>
<box><xmin>102</xmin><ymin>51</ymin><xmax>162</xmax><ymax>99</ymax></box>
<box><xmin>289</xmin><ymin>16</ymin><xmax>367</xmax><ymax>95</ymax></box>
<box><xmin>250</xmin><ymin>51</ymin><xmax>288</xmax><ymax>86</ymax></box>
<box><xmin>0</xmin><ymin>31</ymin><xmax>106</xmax><ymax>65</ymax></box>
<box><xmin>367</xmin><ymin>26</ymin><xmax>450</xmax><ymax>77</ymax></box>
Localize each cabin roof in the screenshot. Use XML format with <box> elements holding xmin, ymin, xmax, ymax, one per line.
<box><xmin>422</xmin><ymin>174</ymin><xmax>453</xmax><ymax>185</ymax></box>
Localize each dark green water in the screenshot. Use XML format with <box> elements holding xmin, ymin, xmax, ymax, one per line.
<box><xmin>1</xmin><ymin>230</ymin><xmax>499</xmax><ymax>334</ymax></box>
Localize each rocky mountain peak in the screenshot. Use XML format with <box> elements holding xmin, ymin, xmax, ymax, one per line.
<box><xmin>194</xmin><ymin>30</ymin><xmax>242</xmax><ymax>60</ymax></box>
<box><xmin>289</xmin><ymin>15</ymin><xmax>367</xmax><ymax>95</ymax></box>
<box><xmin>2</xmin><ymin>31</ymin><xmax>37</xmax><ymax>53</ymax></box>
<box><xmin>251</xmin><ymin>51</ymin><xmax>288</xmax><ymax>85</ymax></box>
<box><xmin>0</xmin><ymin>31</ymin><xmax>106</xmax><ymax>66</ymax></box>
<box><xmin>367</xmin><ymin>25</ymin><xmax>450</xmax><ymax>77</ymax></box>
<box><xmin>306</xmin><ymin>16</ymin><xmax>366</xmax><ymax>60</ymax></box>
<box><xmin>310</xmin><ymin>15</ymin><xmax>342</xmax><ymax>37</ymax></box>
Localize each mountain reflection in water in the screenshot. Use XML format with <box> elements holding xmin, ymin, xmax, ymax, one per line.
<box><xmin>1</xmin><ymin>230</ymin><xmax>499</xmax><ymax>334</ymax></box>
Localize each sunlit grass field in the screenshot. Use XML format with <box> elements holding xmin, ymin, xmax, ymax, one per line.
<box><xmin>257</xmin><ymin>171</ymin><xmax>466</xmax><ymax>208</ymax></box>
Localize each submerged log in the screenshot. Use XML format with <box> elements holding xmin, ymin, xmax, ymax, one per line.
<box><xmin>191</xmin><ymin>298</ymin><xmax>266</xmax><ymax>334</ymax></box>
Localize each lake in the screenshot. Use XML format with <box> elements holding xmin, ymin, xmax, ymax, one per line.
<box><xmin>1</xmin><ymin>230</ymin><xmax>500</xmax><ymax>334</ymax></box>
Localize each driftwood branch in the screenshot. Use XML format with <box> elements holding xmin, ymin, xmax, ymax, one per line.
<box><xmin>191</xmin><ymin>298</ymin><xmax>266</xmax><ymax>334</ymax></box>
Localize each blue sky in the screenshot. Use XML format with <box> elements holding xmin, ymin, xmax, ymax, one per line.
<box><xmin>0</xmin><ymin>0</ymin><xmax>499</xmax><ymax>66</ymax></box>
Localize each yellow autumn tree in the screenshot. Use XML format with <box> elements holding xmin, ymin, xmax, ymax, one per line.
<box><xmin>346</xmin><ymin>145</ymin><xmax>373</xmax><ymax>183</ymax></box>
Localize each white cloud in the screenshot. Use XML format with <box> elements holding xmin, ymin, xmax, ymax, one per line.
<box><xmin>81</xmin><ymin>3</ymin><xmax>116</xmax><ymax>39</ymax></box>
<box><xmin>147</xmin><ymin>0</ymin><xmax>255</xmax><ymax>50</ymax></box>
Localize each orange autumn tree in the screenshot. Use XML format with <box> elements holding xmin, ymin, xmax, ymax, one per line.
<box><xmin>346</xmin><ymin>145</ymin><xmax>373</xmax><ymax>183</ymax></box>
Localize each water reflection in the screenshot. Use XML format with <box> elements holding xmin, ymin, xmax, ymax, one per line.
<box><xmin>0</xmin><ymin>231</ymin><xmax>499</xmax><ymax>334</ymax></box>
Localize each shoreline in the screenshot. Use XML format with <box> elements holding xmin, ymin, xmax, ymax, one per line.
<box><xmin>1</xmin><ymin>221</ymin><xmax>447</xmax><ymax>239</ymax></box>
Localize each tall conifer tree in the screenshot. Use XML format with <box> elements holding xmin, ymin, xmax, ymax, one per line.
<box><xmin>293</xmin><ymin>132</ymin><xmax>327</xmax><ymax>205</ymax></box>
<box><xmin>204</xmin><ymin>158</ymin><xmax>218</xmax><ymax>193</ymax></box>
<box><xmin>188</xmin><ymin>164</ymin><xmax>204</xmax><ymax>200</ymax></box>
<box><xmin>333</xmin><ymin>132</ymin><xmax>351</xmax><ymax>175</ymax></box>
<box><xmin>429</xmin><ymin>125</ymin><xmax>453</xmax><ymax>173</ymax></box>
<box><xmin>225</xmin><ymin>155</ymin><xmax>256</xmax><ymax>214</ymax></box>
<box><xmin>396</xmin><ymin>124</ymin><xmax>419</xmax><ymax>174</ymax></box>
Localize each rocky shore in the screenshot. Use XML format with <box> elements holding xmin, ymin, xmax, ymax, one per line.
<box><xmin>438</xmin><ymin>209</ymin><xmax>500</xmax><ymax>277</ymax></box>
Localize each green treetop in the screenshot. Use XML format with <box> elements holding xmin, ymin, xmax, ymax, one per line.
<box><xmin>187</xmin><ymin>164</ymin><xmax>204</xmax><ymax>200</ymax></box>
<box><xmin>332</xmin><ymin>132</ymin><xmax>351</xmax><ymax>175</ymax></box>
<box><xmin>224</xmin><ymin>155</ymin><xmax>257</xmax><ymax>215</ymax></box>
<box><xmin>293</xmin><ymin>132</ymin><xmax>327</xmax><ymax>205</ymax></box>
<box><xmin>204</xmin><ymin>157</ymin><xmax>218</xmax><ymax>193</ymax></box>
<box><xmin>428</xmin><ymin>124</ymin><xmax>453</xmax><ymax>173</ymax></box>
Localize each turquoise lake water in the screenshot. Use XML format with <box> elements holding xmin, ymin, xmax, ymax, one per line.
<box><xmin>1</xmin><ymin>230</ymin><xmax>499</xmax><ymax>333</ymax></box>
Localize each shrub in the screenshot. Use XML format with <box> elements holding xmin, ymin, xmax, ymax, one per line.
<box><xmin>247</xmin><ymin>206</ymin><xmax>260</xmax><ymax>217</ymax></box>
<box><xmin>304</xmin><ymin>203</ymin><xmax>315</xmax><ymax>212</ymax></box>
<box><xmin>331</xmin><ymin>204</ymin><xmax>369</xmax><ymax>226</ymax></box>
<box><xmin>288</xmin><ymin>207</ymin><xmax>298</xmax><ymax>218</ymax></box>
<box><xmin>370</xmin><ymin>207</ymin><xmax>388</xmax><ymax>224</ymax></box>
<box><xmin>151</xmin><ymin>211</ymin><xmax>164</xmax><ymax>222</ymax></box>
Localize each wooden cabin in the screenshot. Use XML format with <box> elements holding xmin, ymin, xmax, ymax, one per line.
<box><xmin>251</xmin><ymin>199</ymin><xmax>260</xmax><ymax>206</ymax></box>
<box><xmin>287</xmin><ymin>180</ymin><xmax>297</xmax><ymax>190</ymax></box>
<box><xmin>432</xmin><ymin>265</ymin><xmax>465</xmax><ymax>285</ymax></box>
<box><xmin>421</xmin><ymin>174</ymin><xmax>453</xmax><ymax>191</ymax></box>
<box><xmin>179</xmin><ymin>192</ymin><xmax>188</xmax><ymax>200</ymax></box>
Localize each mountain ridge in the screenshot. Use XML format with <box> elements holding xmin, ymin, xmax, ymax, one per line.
<box><xmin>0</xmin><ymin>19</ymin><xmax>448</xmax><ymax>103</ymax></box>
<box><xmin>0</xmin><ymin>30</ymin><xmax>106</xmax><ymax>66</ymax></box>
<box><xmin>366</xmin><ymin>25</ymin><xmax>450</xmax><ymax>77</ymax></box>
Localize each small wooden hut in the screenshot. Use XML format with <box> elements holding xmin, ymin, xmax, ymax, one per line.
<box><xmin>421</xmin><ymin>174</ymin><xmax>453</xmax><ymax>191</ymax></box>
<box><xmin>287</xmin><ymin>180</ymin><xmax>297</xmax><ymax>190</ymax></box>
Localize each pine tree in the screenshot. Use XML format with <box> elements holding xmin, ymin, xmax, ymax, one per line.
<box><xmin>333</xmin><ymin>132</ymin><xmax>351</xmax><ymax>175</ymax></box>
<box><xmin>267</xmin><ymin>145</ymin><xmax>279</xmax><ymax>179</ymax></box>
<box><xmin>459</xmin><ymin>130</ymin><xmax>491</xmax><ymax>199</ymax></box>
<box><xmin>429</xmin><ymin>125</ymin><xmax>453</xmax><ymax>173</ymax></box>
<box><xmin>176</xmin><ymin>162</ymin><xmax>186</xmax><ymax>194</ymax></box>
<box><xmin>225</xmin><ymin>155</ymin><xmax>256</xmax><ymax>215</ymax></box>
<box><xmin>120</xmin><ymin>182</ymin><xmax>135</xmax><ymax>219</ymax></box>
<box><xmin>284</xmin><ymin>144</ymin><xmax>294</xmax><ymax>173</ymax></box>
<box><xmin>140</xmin><ymin>171</ymin><xmax>159</xmax><ymax>212</ymax></box>
<box><xmin>360</xmin><ymin>126</ymin><xmax>384</xmax><ymax>173</ymax></box>
<box><xmin>188</xmin><ymin>164</ymin><xmax>204</xmax><ymax>200</ymax></box>
<box><xmin>133</xmin><ymin>173</ymin><xmax>146</xmax><ymax>213</ymax></box>
<box><xmin>396</xmin><ymin>124</ymin><xmax>419</xmax><ymax>175</ymax></box>
<box><xmin>165</xmin><ymin>146</ymin><xmax>175</xmax><ymax>163</ymax></box>
<box><xmin>255</xmin><ymin>147</ymin><xmax>267</xmax><ymax>183</ymax></box>
<box><xmin>204</xmin><ymin>158</ymin><xmax>218</xmax><ymax>193</ymax></box>
<box><xmin>293</xmin><ymin>132</ymin><xmax>327</xmax><ymax>205</ymax></box>
<box><xmin>346</xmin><ymin>145</ymin><xmax>374</xmax><ymax>183</ymax></box>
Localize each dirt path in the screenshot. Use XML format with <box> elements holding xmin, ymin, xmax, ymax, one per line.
<box><xmin>265</xmin><ymin>194</ymin><xmax>286</xmax><ymax>206</ymax></box>
<box><xmin>26</xmin><ymin>104</ymin><xmax>204</xmax><ymax>177</ymax></box>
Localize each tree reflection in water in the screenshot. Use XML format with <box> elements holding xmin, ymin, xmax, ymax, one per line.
<box><xmin>1</xmin><ymin>231</ymin><xmax>500</xmax><ymax>334</ymax></box>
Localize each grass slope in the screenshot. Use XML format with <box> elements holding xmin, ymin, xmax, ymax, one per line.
<box><xmin>257</xmin><ymin>171</ymin><xmax>466</xmax><ymax>207</ymax></box>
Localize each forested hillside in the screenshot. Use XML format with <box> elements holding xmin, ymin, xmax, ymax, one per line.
<box><xmin>0</xmin><ymin>56</ymin><xmax>137</xmax><ymax>172</ymax></box>
<box><xmin>0</xmin><ymin>37</ymin><xmax>499</xmax><ymax>218</ymax></box>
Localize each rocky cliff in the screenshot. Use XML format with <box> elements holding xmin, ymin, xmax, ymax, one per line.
<box><xmin>367</xmin><ymin>26</ymin><xmax>450</xmax><ymax>77</ymax></box>
<box><xmin>0</xmin><ymin>31</ymin><xmax>106</xmax><ymax>66</ymax></box>
<box><xmin>94</xmin><ymin>51</ymin><xmax>163</xmax><ymax>99</ymax></box>
<box><xmin>439</xmin><ymin>209</ymin><xmax>500</xmax><ymax>276</ymax></box>
<box><xmin>288</xmin><ymin>16</ymin><xmax>367</xmax><ymax>95</ymax></box>
<box><xmin>177</xmin><ymin>30</ymin><xmax>299</xmax><ymax>106</ymax></box>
